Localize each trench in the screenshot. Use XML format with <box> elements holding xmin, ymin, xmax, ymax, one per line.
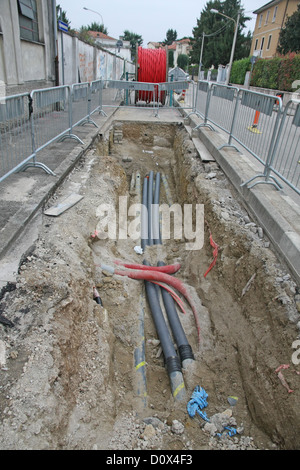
<box><xmin>0</xmin><ymin>118</ymin><xmax>299</xmax><ymax>450</ymax></box>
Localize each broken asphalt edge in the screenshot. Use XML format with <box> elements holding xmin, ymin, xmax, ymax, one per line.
<box><xmin>178</xmin><ymin>104</ymin><xmax>300</xmax><ymax>287</ymax></box>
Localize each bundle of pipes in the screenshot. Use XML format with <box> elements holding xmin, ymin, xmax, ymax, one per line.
<box><xmin>141</xmin><ymin>170</ymin><xmax>195</xmax><ymax>401</ymax></box>
<box><xmin>98</xmin><ymin>171</ymin><xmax>197</xmax><ymax>402</ymax></box>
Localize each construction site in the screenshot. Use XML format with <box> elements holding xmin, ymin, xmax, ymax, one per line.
<box><xmin>0</xmin><ymin>46</ymin><xmax>300</xmax><ymax>451</ymax></box>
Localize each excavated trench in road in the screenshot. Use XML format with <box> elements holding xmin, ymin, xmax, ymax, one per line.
<box><xmin>0</xmin><ymin>120</ymin><xmax>299</xmax><ymax>450</ymax></box>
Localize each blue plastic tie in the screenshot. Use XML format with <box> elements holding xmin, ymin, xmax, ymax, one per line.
<box><xmin>187</xmin><ymin>386</ymin><xmax>238</xmax><ymax>435</ymax></box>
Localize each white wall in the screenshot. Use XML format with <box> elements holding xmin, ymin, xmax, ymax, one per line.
<box><xmin>1</xmin><ymin>0</ymin><xmax>56</xmax><ymax>95</ymax></box>
<box><xmin>57</xmin><ymin>31</ymin><xmax>135</xmax><ymax>86</ymax></box>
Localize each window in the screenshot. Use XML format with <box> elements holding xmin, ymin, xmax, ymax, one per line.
<box><xmin>272</xmin><ymin>6</ymin><xmax>278</xmax><ymax>22</ymax></box>
<box><xmin>265</xmin><ymin>10</ymin><xmax>270</xmax><ymax>24</ymax></box>
<box><xmin>259</xmin><ymin>14</ymin><xmax>263</xmax><ymax>27</ymax></box>
<box><xmin>261</xmin><ymin>37</ymin><xmax>265</xmax><ymax>50</ymax></box>
<box><xmin>267</xmin><ymin>35</ymin><xmax>272</xmax><ymax>50</ymax></box>
<box><xmin>18</xmin><ymin>0</ymin><xmax>39</xmax><ymax>42</ymax></box>
<box><xmin>254</xmin><ymin>38</ymin><xmax>258</xmax><ymax>50</ymax></box>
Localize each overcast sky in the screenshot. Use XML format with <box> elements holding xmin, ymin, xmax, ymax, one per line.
<box><xmin>57</xmin><ymin>0</ymin><xmax>264</xmax><ymax>45</ymax></box>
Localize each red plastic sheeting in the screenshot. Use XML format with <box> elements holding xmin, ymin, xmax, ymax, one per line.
<box><xmin>137</xmin><ymin>46</ymin><xmax>167</xmax><ymax>104</ymax></box>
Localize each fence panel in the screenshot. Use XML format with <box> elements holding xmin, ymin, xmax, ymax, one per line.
<box><xmin>266</xmin><ymin>100</ymin><xmax>300</xmax><ymax>194</ymax></box>
<box><xmin>206</xmin><ymin>83</ymin><xmax>239</xmax><ymax>134</ymax></box>
<box><xmin>194</xmin><ymin>81</ymin><xmax>211</xmax><ymax>119</ymax></box>
<box><xmin>71</xmin><ymin>82</ymin><xmax>96</xmax><ymax>128</ymax></box>
<box><xmin>227</xmin><ymin>89</ymin><xmax>283</xmax><ymax>168</ymax></box>
<box><xmin>102</xmin><ymin>80</ymin><xmax>159</xmax><ymax>110</ymax></box>
<box><xmin>0</xmin><ymin>93</ymin><xmax>33</xmax><ymax>182</ymax></box>
<box><xmin>159</xmin><ymin>80</ymin><xmax>190</xmax><ymax>109</ymax></box>
<box><xmin>31</xmin><ymin>86</ymin><xmax>72</xmax><ymax>153</ymax></box>
<box><xmin>90</xmin><ymin>79</ymin><xmax>106</xmax><ymax>117</ymax></box>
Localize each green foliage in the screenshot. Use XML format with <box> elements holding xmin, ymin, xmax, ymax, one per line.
<box><xmin>122</xmin><ymin>30</ymin><xmax>143</xmax><ymax>61</ymax></box>
<box><xmin>190</xmin><ymin>0</ymin><xmax>251</xmax><ymax>69</ymax></box>
<box><xmin>177</xmin><ymin>54</ymin><xmax>189</xmax><ymax>70</ymax></box>
<box><xmin>277</xmin><ymin>5</ymin><xmax>300</xmax><ymax>55</ymax></box>
<box><xmin>87</xmin><ymin>22</ymin><xmax>108</xmax><ymax>35</ymax></box>
<box><xmin>163</xmin><ymin>29</ymin><xmax>178</xmax><ymax>46</ymax></box>
<box><xmin>250</xmin><ymin>54</ymin><xmax>300</xmax><ymax>91</ymax></box>
<box><xmin>230</xmin><ymin>57</ymin><xmax>251</xmax><ymax>84</ymax></box>
<box><xmin>77</xmin><ymin>26</ymin><xmax>95</xmax><ymax>45</ymax></box>
<box><xmin>168</xmin><ymin>50</ymin><xmax>174</xmax><ymax>68</ymax></box>
<box><xmin>56</xmin><ymin>4</ymin><xmax>70</xmax><ymax>26</ymax></box>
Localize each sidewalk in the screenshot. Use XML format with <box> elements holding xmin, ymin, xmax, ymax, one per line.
<box><xmin>0</xmin><ymin>103</ymin><xmax>299</xmax><ymax>291</ymax></box>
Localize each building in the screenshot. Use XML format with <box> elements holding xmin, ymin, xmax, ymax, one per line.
<box><xmin>147</xmin><ymin>38</ymin><xmax>192</xmax><ymax>67</ymax></box>
<box><xmin>250</xmin><ymin>0</ymin><xmax>299</xmax><ymax>58</ymax></box>
<box><xmin>0</xmin><ymin>0</ymin><xmax>57</xmax><ymax>96</ymax></box>
<box><xmin>173</xmin><ymin>38</ymin><xmax>192</xmax><ymax>66</ymax></box>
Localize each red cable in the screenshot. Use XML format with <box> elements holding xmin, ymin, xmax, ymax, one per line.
<box><xmin>137</xmin><ymin>47</ymin><xmax>166</xmax><ymax>103</ymax></box>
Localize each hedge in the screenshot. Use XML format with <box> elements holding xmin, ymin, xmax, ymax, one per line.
<box><xmin>230</xmin><ymin>57</ymin><xmax>251</xmax><ymax>85</ymax></box>
<box><xmin>250</xmin><ymin>53</ymin><xmax>300</xmax><ymax>91</ymax></box>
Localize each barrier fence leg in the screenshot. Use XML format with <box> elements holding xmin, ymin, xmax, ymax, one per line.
<box><xmin>18</xmin><ymin>96</ymin><xmax>56</xmax><ymax>176</ymax></box>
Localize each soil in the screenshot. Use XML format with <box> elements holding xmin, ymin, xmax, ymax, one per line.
<box><xmin>0</xmin><ymin>119</ymin><xmax>299</xmax><ymax>451</ymax></box>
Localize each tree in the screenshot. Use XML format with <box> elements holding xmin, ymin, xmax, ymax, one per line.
<box><xmin>177</xmin><ymin>53</ymin><xmax>189</xmax><ymax>70</ymax></box>
<box><xmin>277</xmin><ymin>4</ymin><xmax>300</xmax><ymax>55</ymax></box>
<box><xmin>77</xmin><ymin>26</ymin><xmax>94</xmax><ymax>45</ymax></box>
<box><xmin>56</xmin><ymin>4</ymin><xmax>70</xmax><ymax>25</ymax></box>
<box><xmin>87</xmin><ymin>22</ymin><xmax>108</xmax><ymax>35</ymax></box>
<box><xmin>190</xmin><ymin>0</ymin><xmax>251</xmax><ymax>69</ymax></box>
<box><xmin>163</xmin><ymin>29</ymin><xmax>177</xmax><ymax>45</ymax></box>
<box><xmin>168</xmin><ymin>50</ymin><xmax>174</xmax><ymax>68</ymax></box>
<box><xmin>122</xmin><ymin>30</ymin><xmax>143</xmax><ymax>60</ymax></box>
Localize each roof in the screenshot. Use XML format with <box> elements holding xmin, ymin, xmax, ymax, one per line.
<box><xmin>176</xmin><ymin>38</ymin><xmax>191</xmax><ymax>44</ymax></box>
<box><xmin>253</xmin><ymin>0</ymin><xmax>281</xmax><ymax>14</ymax></box>
<box><xmin>88</xmin><ymin>31</ymin><xmax>117</xmax><ymax>41</ymax></box>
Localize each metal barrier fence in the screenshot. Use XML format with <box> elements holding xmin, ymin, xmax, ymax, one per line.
<box><xmin>0</xmin><ymin>93</ymin><xmax>33</xmax><ymax>181</ymax></box>
<box><xmin>100</xmin><ymin>79</ymin><xmax>191</xmax><ymax>116</ymax></box>
<box><xmin>0</xmin><ymin>78</ymin><xmax>299</xmax><ymax>196</ymax></box>
<box><xmin>207</xmin><ymin>83</ymin><xmax>239</xmax><ymax>135</ymax></box>
<box><xmin>191</xmin><ymin>82</ymin><xmax>300</xmax><ymax>195</ymax></box>
<box><xmin>225</xmin><ymin>89</ymin><xmax>283</xmax><ymax>175</ymax></box>
<box><xmin>0</xmin><ymin>82</ymin><xmax>107</xmax><ymax>182</ymax></box>
<box><xmin>254</xmin><ymin>99</ymin><xmax>300</xmax><ymax>195</ymax></box>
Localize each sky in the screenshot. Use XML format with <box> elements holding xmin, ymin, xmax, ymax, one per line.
<box><xmin>57</xmin><ymin>0</ymin><xmax>265</xmax><ymax>46</ymax></box>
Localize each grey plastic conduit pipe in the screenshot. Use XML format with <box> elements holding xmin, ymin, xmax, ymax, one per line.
<box><xmin>133</xmin><ymin>172</ymin><xmax>147</xmax><ymax>410</ymax></box>
<box><xmin>143</xmin><ymin>260</ymin><xmax>186</xmax><ymax>401</ymax></box>
<box><xmin>157</xmin><ymin>261</ymin><xmax>194</xmax><ymax>369</ymax></box>
<box><xmin>147</xmin><ymin>171</ymin><xmax>154</xmax><ymax>245</ymax></box>
<box><xmin>153</xmin><ymin>172</ymin><xmax>162</xmax><ymax>245</ymax></box>
<box><xmin>134</xmin><ymin>291</ymin><xmax>147</xmax><ymax>409</ymax></box>
<box><xmin>141</xmin><ymin>176</ymin><xmax>149</xmax><ymax>251</ymax></box>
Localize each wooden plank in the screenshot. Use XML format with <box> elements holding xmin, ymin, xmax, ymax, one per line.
<box><xmin>44</xmin><ymin>193</ymin><xmax>84</xmax><ymax>217</ymax></box>
<box><xmin>192</xmin><ymin>137</ymin><xmax>215</xmax><ymax>162</ymax></box>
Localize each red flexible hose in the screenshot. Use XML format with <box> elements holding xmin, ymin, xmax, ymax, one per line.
<box><xmin>114</xmin><ymin>267</ymin><xmax>201</xmax><ymax>346</ymax></box>
<box><xmin>113</xmin><ymin>260</ymin><xmax>181</xmax><ymax>274</ymax></box>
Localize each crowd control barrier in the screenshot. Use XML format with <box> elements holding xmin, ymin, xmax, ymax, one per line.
<box><xmin>0</xmin><ymin>78</ymin><xmax>299</xmax><ymax>197</ymax></box>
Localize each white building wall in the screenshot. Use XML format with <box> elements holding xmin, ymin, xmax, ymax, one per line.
<box><xmin>57</xmin><ymin>32</ymin><xmax>135</xmax><ymax>85</ymax></box>
<box><xmin>0</xmin><ymin>0</ymin><xmax>56</xmax><ymax>96</ymax></box>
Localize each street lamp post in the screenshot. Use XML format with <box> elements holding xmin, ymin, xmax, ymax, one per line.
<box><xmin>83</xmin><ymin>7</ymin><xmax>104</xmax><ymax>27</ymax></box>
<box><xmin>198</xmin><ymin>32</ymin><xmax>205</xmax><ymax>79</ymax></box>
<box><xmin>210</xmin><ymin>9</ymin><xmax>241</xmax><ymax>85</ymax></box>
